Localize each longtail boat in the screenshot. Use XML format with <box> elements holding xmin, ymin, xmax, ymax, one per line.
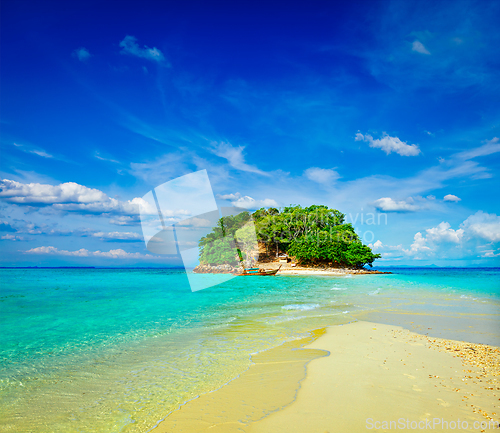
<box><xmin>234</xmin><ymin>265</ymin><xmax>281</xmax><ymax>276</ymax></box>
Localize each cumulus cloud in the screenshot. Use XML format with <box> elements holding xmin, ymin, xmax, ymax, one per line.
<box><xmin>460</xmin><ymin>211</ymin><xmax>500</xmax><ymax>242</ymax></box>
<box><xmin>372</xmin><ymin>197</ymin><xmax>420</xmax><ymax>212</ymax></box>
<box><xmin>412</xmin><ymin>40</ymin><xmax>431</xmax><ymax>55</ymax></box>
<box><xmin>426</xmin><ymin>222</ymin><xmax>464</xmax><ymax>244</ymax></box>
<box><xmin>0</xmin><ymin>179</ymin><xmax>107</xmax><ymax>204</ymax></box>
<box><xmin>25</xmin><ymin>246</ymin><xmax>156</xmax><ymax>259</ymax></box>
<box><xmin>304</xmin><ymin>167</ymin><xmax>341</xmax><ymax>184</ymax></box>
<box><xmin>230</xmin><ymin>195</ymin><xmax>278</xmax><ymax>210</ymax></box>
<box><xmin>72</xmin><ymin>47</ymin><xmax>91</xmax><ymax>62</ymax></box>
<box><xmin>0</xmin><ymin>179</ymin><xmax>156</xmax><ymax>216</ymax></box>
<box><xmin>403</xmin><ymin>211</ymin><xmax>500</xmax><ymax>259</ymax></box>
<box><xmin>370</xmin><ymin>240</ymin><xmax>384</xmax><ymax>250</ymax></box>
<box><xmin>355</xmin><ymin>133</ymin><xmax>421</xmax><ymax>156</ymax></box>
<box><xmin>405</xmin><ymin>232</ymin><xmax>432</xmax><ymax>255</ymax></box>
<box><xmin>443</xmin><ymin>194</ymin><xmax>461</xmax><ymax>202</ymax></box>
<box><xmin>210</xmin><ymin>141</ymin><xmax>270</xmax><ymax>176</ymax></box>
<box><xmin>119</xmin><ymin>36</ymin><xmax>166</xmax><ymax>63</ymax></box>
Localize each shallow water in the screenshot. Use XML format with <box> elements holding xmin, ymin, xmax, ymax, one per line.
<box><xmin>0</xmin><ymin>267</ymin><xmax>498</xmax><ymax>432</ymax></box>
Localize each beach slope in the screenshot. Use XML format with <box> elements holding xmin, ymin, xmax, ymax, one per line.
<box><xmin>152</xmin><ymin>321</ymin><xmax>499</xmax><ymax>432</ymax></box>
<box><xmin>249</xmin><ymin>321</ymin><xmax>499</xmax><ymax>433</ymax></box>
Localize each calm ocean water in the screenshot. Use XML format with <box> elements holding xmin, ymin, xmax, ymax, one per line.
<box><xmin>0</xmin><ymin>267</ymin><xmax>499</xmax><ymax>432</ymax></box>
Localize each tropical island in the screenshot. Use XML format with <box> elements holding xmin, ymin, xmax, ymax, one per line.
<box><xmin>193</xmin><ymin>205</ymin><xmax>388</xmax><ymax>274</ymax></box>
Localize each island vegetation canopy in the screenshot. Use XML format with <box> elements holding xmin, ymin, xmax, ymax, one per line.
<box><xmin>198</xmin><ymin>205</ymin><xmax>381</xmax><ymax>268</ymax></box>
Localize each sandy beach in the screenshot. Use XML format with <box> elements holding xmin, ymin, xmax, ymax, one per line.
<box><xmin>153</xmin><ymin>321</ymin><xmax>499</xmax><ymax>433</ymax></box>
<box><xmin>260</xmin><ymin>263</ymin><xmax>391</xmax><ymax>276</ymax></box>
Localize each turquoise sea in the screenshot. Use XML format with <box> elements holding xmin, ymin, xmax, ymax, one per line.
<box><xmin>0</xmin><ymin>267</ymin><xmax>499</xmax><ymax>432</ymax></box>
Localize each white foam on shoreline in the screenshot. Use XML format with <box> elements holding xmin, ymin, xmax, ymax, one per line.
<box><xmin>281</xmin><ymin>304</ymin><xmax>320</xmax><ymax>311</ymax></box>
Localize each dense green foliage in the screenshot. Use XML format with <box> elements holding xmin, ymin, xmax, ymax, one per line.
<box><xmin>198</xmin><ymin>205</ymin><xmax>380</xmax><ymax>268</ymax></box>
<box><xmin>198</xmin><ymin>212</ymin><xmax>251</xmax><ymax>266</ymax></box>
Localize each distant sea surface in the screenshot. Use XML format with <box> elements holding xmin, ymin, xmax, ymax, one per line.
<box><xmin>1</xmin><ymin>267</ymin><xmax>499</xmax><ymax>432</ymax></box>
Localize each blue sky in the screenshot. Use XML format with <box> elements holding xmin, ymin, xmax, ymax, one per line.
<box><xmin>1</xmin><ymin>0</ymin><xmax>499</xmax><ymax>267</ymax></box>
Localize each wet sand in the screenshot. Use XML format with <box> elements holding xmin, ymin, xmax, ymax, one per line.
<box><xmin>152</xmin><ymin>321</ymin><xmax>499</xmax><ymax>432</ymax></box>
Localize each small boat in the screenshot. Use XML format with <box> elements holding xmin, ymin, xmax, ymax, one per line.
<box><xmin>234</xmin><ymin>265</ymin><xmax>281</xmax><ymax>276</ymax></box>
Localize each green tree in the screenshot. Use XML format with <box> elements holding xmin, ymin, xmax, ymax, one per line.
<box><xmin>198</xmin><ymin>205</ymin><xmax>380</xmax><ymax>268</ymax></box>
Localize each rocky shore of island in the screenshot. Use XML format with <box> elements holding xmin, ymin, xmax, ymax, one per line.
<box><xmin>192</xmin><ymin>263</ymin><xmax>240</xmax><ymax>274</ymax></box>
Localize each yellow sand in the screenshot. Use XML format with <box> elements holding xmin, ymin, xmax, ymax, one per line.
<box><xmin>250</xmin><ymin>322</ymin><xmax>499</xmax><ymax>433</ymax></box>
<box><xmin>152</xmin><ymin>330</ymin><xmax>328</xmax><ymax>433</ymax></box>
<box><xmin>153</xmin><ymin>322</ymin><xmax>500</xmax><ymax>432</ymax></box>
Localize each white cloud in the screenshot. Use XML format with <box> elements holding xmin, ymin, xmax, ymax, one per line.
<box><xmin>304</xmin><ymin>167</ymin><xmax>341</xmax><ymax>184</ymax></box>
<box><xmin>216</xmin><ymin>192</ymin><xmax>242</xmax><ymax>200</ymax></box>
<box><xmin>402</xmin><ymin>211</ymin><xmax>500</xmax><ymax>259</ymax></box>
<box><xmin>51</xmin><ymin>197</ymin><xmax>154</xmax><ymax>215</ymax></box>
<box><xmin>230</xmin><ymin>195</ymin><xmax>278</xmax><ymax>210</ymax></box>
<box><xmin>1</xmin><ymin>234</ymin><xmax>25</xmax><ymax>241</ymax></box>
<box><xmin>481</xmin><ymin>250</ymin><xmax>500</xmax><ymax>258</ymax></box>
<box><xmin>443</xmin><ymin>194</ymin><xmax>461</xmax><ymax>202</ymax></box>
<box><xmin>129</xmin><ymin>153</ymin><xmax>189</xmax><ymax>186</ymax></box>
<box><xmin>355</xmin><ymin>133</ymin><xmax>421</xmax><ymax>156</ymax></box>
<box><xmin>426</xmin><ymin>222</ymin><xmax>464</xmax><ymax>244</ymax></box>
<box><xmin>30</xmin><ymin>149</ymin><xmax>54</xmax><ymax>158</ymax></box>
<box><xmin>95</xmin><ymin>152</ymin><xmax>120</xmax><ymax>164</ymax></box>
<box><xmin>368</xmin><ymin>240</ymin><xmax>404</xmax><ymax>254</ymax></box>
<box><xmin>405</xmin><ymin>232</ymin><xmax>432</xmax><ymax>255</ymax></box>
<box><xmin>13</xmin><ymin>143</ymin><xmax>54</xmax><ymax>159</ymax></box>
<box><xmin>15</xmin><ymin>222</ymin><xmax>71</xmax><ymax>236</ymax></box>
<box><xmin>176</xmin><ymin>217</ymin><xmax>214</xmax><ymax>228</ymax></box>
<box><xmin>110</xmin><ymin>215</ymin><xmax>141</xmax><ymax>226</ymax></box>
<box><xmin>210</xmin><ymin>141</ymin><xmax>270</xmax><ymax>176</ymax></box>
<box><xmin>455</xmin><ymin>137</ymin><xmax>500</xmax><ymax>160</ymax></box>
<box><xmin>412</xmin><ymin>40</ymin><xmax>430</xmax><ymax>55</ymax></box>
<box><xmin>92</xmin><ymin>231</ymin><xmax>142</xmax><ymax>241</ymax></box>
<box><xmin>460</xmin><ymin>211</ymin><xmax>500</xmax><ymax>242</ymax></box>
<box><xmin>25</xmin><ymin>246</ymin><xmax>156</xmax><ymax>259</ymax></box>
<box><xmin>370</xmin><ymin>240</ymin><xmax>383</xmax><ymax>250</ymax></box>
<box><xmin>119</xmin><ymin>36</ymin><xmax>166</xmax><ymax>63</ymax></box>
<box><xmin>372</xmin><ymin>197</ymin><xmax>420</xmax><ymax>212</ymax></box>
<box><xmin>73</xmin><ymin>47</ymin><xmax>91</xmax><ymax>62</ymax></box>
<box><xmin>0</xmin><ymin>179</ymin><xmax>157</xmax><ymax>216</ymax></box>
<box><xmin>0</xmin><ymin>179</ymin><xmax>108</xmax><ymax>204</ymax></box>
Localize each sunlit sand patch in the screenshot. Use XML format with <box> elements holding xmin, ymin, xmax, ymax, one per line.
<box><xmin>155</xmin><ymin>321</ymin><xmax>499</xmax><ymax>433</ymax></box>
<box><xmin>152</xmin><ymin>329</ymin><xmax>328</xmax><ymax>433</ymax></box>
